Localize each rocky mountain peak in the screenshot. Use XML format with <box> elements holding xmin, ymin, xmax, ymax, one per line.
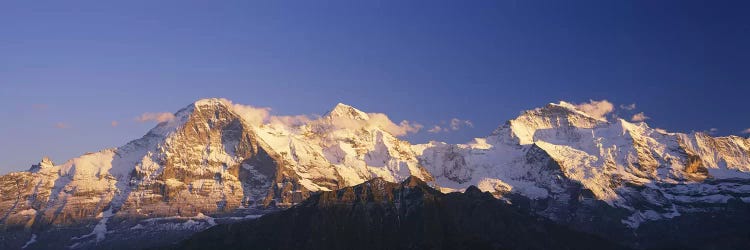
<box><xmin>496</xmin><ymin>101</ymin><xmax>609</xmax><ymax>145</ymax></box>
<box><xmin>28</xmin><ymin>156</ymin><xmax>55</xmax><ymax>172</ymax></box>
<box><xmin>146</xmin><ymin>98</ymin><xmax>244</xmax><ymax>137</ymax></box>
<box><xmin>4</xmin><ymin>98</ymin><xmax>750</xmax><ymax>249</ymax></box>
<box><xmin>325</xmin><ymin>103</ymin><xmax>370</xmax><ymax>120</ymax></box>
<box><xmin>192</xmin><ymin>98</ymin><xmax>233</xmax><ymax>108</ymax></box>
<box><xmin>530</xmin><ymin>102</ymin><xmax>608</xmax><ymax>125</ymax></box>
<box><xmin>401</xmin><ymin>175</ymin><xmax>429</xmax><ymax>188</ymax></box>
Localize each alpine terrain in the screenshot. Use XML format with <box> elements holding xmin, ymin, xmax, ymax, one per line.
<box><xmin>1</xmin><ymin>98</ymin><xmax>749</xmax><ymax>249</ymax></box>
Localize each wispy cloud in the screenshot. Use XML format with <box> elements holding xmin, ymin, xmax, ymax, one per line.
<box><xmin>221</xmin><ymin>98</ymin><xmax>423</xmax><ymax>137</ymax></box>
<box><xmin>574</xmin><ymin>100</ymin><xmax>614</xmax><ymax>120</ymax></box>
<box><xmin>619</xmin><ymin>103</ymin><xmax>636</xmax><ymax>111</ymax></box>
<box><xmin>111</xmin><ymin>121</ymin><xmax>119</xmax><ymax>127</ymax></box>
<box><xmin>55</xmin><ymin>122</ymin><xmax>70</xmax><ymax>129</ymax></box>
<box><xmin>388</xmin><ymin>118</ymin><xmax>423</xmax><ymax>136</ymax></box>
<box><xmin>269</xmin><ymin>115</ymin><xmax>315</xmax><ymax>127</ymax></box>
<box><xmin>202</xmin><ymin>98</ymin><xmax>273</xmax><ymax>126</ymax></box>
<box><xmin>428</xmin><ymin>118</ymin><xmax>473</xmax><ymax>133</ymax></box>
<box><xmin>449</xmin><ymin>118</ymin><xmax>473</xmax><ymax>131</ymax></box>
<box><xmin>231</xmin><ymin>103</ymin><xmax>272</xmax><ymax>125</ymax></box>
<box><xmin>427</xmin><ymin>125</ymin><xmax>445</xmax><ymax>133</ymax></box>
<box><xmin>321</xmin><ymin>113</ymin><xmax>423</xmax><ymax>136</ymax></box>
<box><xmin>742</xmin><ymin>128</ymin><xmax>750</xmax><ymax>134</ymax></box>
<box><xmin>631</xmin><ymin>112</ymin><xmax>649</xmax><ymax>122</ymax></box>
<box><xmin>136</xmin><ymin>112</ymin><xmax>175</xmax><ymax>123</ymax></box>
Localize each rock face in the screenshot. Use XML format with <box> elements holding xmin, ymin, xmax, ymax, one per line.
<box><xmin>1</xmin><ymin>99</ymin><xmax>749</xmax><ymax>249</ymax></box>
<box><xmin>173</xmin><ymin>177</ymin><xmax>626</xmax><ymax>250</ymax></box>
<box><xmin>0</xmin><ymin>99</ymin><xmax>432</xmax><ymax>249</ymax></box>
<box><xmin>253</xmin><ymin>102</ymin><xmax>433</xmax><ymax>194</ymax></box>
<box><xmin>415</xmin><ymin>101</ymin><xmax>750</xmax><ymax>247</ymax></box>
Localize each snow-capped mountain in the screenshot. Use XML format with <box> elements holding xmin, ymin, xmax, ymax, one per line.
<box><xmin>0</xmin><ymin>98</ymin><xmax>432</xmax><ymax>249</ymax></box>
<box><xmin>1</xmin><ymin>98</ymin><xmax>749</xmax><ymax>249</ymax></box>
<box><xmin>416</xmin><ymin>101</ymin><xmax>750</xmax><ymax>232</ymax></box>
<box><xmin>253</xmin><ymin>102</ymin><xmax>432</xmax><ymax>193</ymax></box>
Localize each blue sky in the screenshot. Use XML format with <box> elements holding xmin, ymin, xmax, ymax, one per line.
<box><xmin>1</xmin><ymin>1</ymin><xmax>749</xmax><ymax>173</ymax></box>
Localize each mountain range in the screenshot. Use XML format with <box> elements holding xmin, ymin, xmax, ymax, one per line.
<box><xmin>2</xmin><ymin>98</ymin><xmax>749</xmax><ymax>249</ymax></box>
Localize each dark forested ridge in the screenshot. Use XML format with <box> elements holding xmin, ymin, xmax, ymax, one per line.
<box><xmin>169</xmin><ymin>177</ymin><xmax>627</xmax><ymax>250</ymax></box>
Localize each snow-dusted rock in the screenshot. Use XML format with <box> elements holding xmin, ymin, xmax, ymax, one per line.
<box><xmin>1</xmin><ymin>98</ymin><xmax>749</xmax><ymax>249</ymax></box>
<box><xmin>0</xmin><ymin>98</ymin><xmax>434</xmax><ymax>249</ymax></box>
<box><xmin>416</xmin><ymin>101</ymin><xmax>750</xmax><ymax>228</ymax></box>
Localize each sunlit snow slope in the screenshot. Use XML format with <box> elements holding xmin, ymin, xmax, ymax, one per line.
<box><xmin>0</xmin><ymin>99</ymin><xmax>434</xmax><ymax>248</ymax></box>
<box><xmin>416</xmin><ymin>101</ymin><xmax>750</xmax><ymax>227</ymax></box>
<box><xmin>1</xmin><ymin>98</ymin><xmax>749</xmax><ymax>249</ymax></box>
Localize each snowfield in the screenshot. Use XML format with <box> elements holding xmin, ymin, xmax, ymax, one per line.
<box><xmin>1</xmin><ymin>98</ymin><xmax>749</xmax><ymax>248</ymax></box>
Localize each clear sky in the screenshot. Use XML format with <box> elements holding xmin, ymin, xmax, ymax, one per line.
<box><xmin>1</xmin><ymin>1</ymin><xmax>749</xmax><ymax>173</ymax></box>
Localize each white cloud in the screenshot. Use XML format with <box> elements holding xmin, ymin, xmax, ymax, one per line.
<box><xmin>231</xmin><ymin>103</ymin><xmax>271</xmax><ymax>126</ymax></box>
<box><xmin>742</xmin><ymin>128</ymin><xmax>750</xmax><ymax>134</ymax></box>
<box><xmin>426</xmin><ymin>118</ymin><xmax>473</xmax><ymax>134</ymax></box>
<box><xmin>630</xmin><ymin>112</ymin><xmax>649</xmax><ymax>122</ymax></box>
<box><xmin>269</xmin><ymin>114</ymin><xmax>315</xmax><ymax>128</ymax></box>
<box><xmin>200</xmin><ymin>98</ymin><xmax>275</xmax><ymax>126</ymax></box>
<box><xmin>449</xmin><ymin>118</ymin><xmax>474</xmax><ymax>131</ymax></box>
<box><xmin>136</xmin><ymin>112</ymin><xmax>175</xmax><ymax>123</ymax></box>
<box><xmin>574</xmin><ymin>100</ymin><xmax>614</xmax><ymax>120</ymax></box>
<box><xmin>427</xmin><ymin>125</ymin><xmax>445</xmax><ymax>133</ymax></box>
<box><xmin>620</xmin><ymin>103</ymin><xmax>636</xmax><ymax>110</ymax></box>
<box><xmin>321</xmin><ymin>112</ymin><xmax>422</xmax><ymax>136</ymax></box>
<box><xmin>393</xmin><ymin>119</ymin><xmax>423</xmax><ymax>136</ymax></box>
<box><xmin>198</xmin><ymin>99</ymin><xmax>423</xmax><ymax>137</ymax></box>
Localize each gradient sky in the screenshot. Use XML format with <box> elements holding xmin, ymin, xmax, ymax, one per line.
<box><xmin>1</xmin><ymin>1</ymin><xmax>749</xmax><ymax>173</ymax></box>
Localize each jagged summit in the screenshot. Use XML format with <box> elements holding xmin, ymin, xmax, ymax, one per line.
<box><xmin>533</xmin><ymin>101</ymin><xmax>609</xmax><ymax>124</ymax></box>
<box><xmin>325</xmin><ymin>102</ymin><xmax>370</xmax><ymax>120</ymax></box>
<box><xmin>193</xmin><ymin>97</ymin><xmax>232</xmax><ymax>107</ymax></box>
<box><xmin>401</xmin><ymin>175</ymin><xmax>429</xmax><ymax>187</ymax></box>
<box><xmin>552</xmin><ymin>101</ymin><xmax>611</xmax><ymax>122</ymax></box>
<box><xmin>3</xmin><ymin>98</ymin><xmax>750</xmax><ymax>249</ymax></box>
<box><xmin>423</xmin><ymin>100</ymin><xmax>750</xmax><ymax>231</ymax></box>
<box><xmin>147</xmin><ymin>98</ymin><xmax>246</xmax><ymax>136</ymax></box>
<box><xmin>489</xmin><ymin>101</ymin><xmax>609</xmax><ymax>145</ymax></box>
<box><xmin>28</xmin><ymin>156</ymin><xmax>54</xmax><ymax>172</ymax></box>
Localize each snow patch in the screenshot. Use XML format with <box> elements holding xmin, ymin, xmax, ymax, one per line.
<box><xmin>71</xmin><ymin>208</ymin><xmax>113</xmax><ymax>243</ymax></box>
<box><xmin>21</xmin><ymin>234</ymin><xmax>37</xmax><ymax>249</ymax></box>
